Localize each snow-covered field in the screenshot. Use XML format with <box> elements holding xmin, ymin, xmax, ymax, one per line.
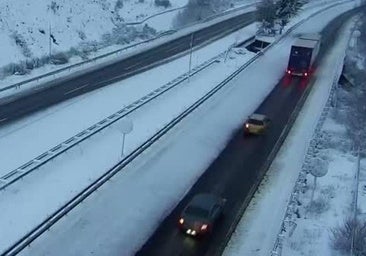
<box><xmin>0</xmin><ymin>1</ymin><xmax>357</xmax><ymax>255</ymax></box>
<box><xmin>0</xmin><ymin>0</ymin><xmax>188</xmax><ymax>67</ymax></box>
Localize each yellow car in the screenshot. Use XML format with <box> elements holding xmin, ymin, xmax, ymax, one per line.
<box><xmin>244</xmin><ymin>114</ymin><xmax>270</xmax><ymax>135</ymax></box>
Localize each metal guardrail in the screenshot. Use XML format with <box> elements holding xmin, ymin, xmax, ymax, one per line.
<box><xmin>0</xmin><ymin>3</ymin><xmax>257</xmax><ymax>96</ymax></box>
<box><xmin>1</xmin><ymin>1</ymin><xmax>353</xmax><ymax>255</ymax></box>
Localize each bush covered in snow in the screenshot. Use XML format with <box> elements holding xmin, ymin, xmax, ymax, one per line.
<box><xmin>154</xmin><ymin>0</ymin><xmax>171</xmax><ymax>8</ymax></box>
<box><xmin>305</xmin><ymin>195</ymin><xmax>330</xmax><ymax>216</ymax></box>
<box><xmin>11</xmin><ymin>31</ymin><xmax>32</xmax><ymax>58</ymax></box>
<box><xmin>50</xmin><ymin>52</ymin><xmax>69</xmax><ymax>65</ymax></box>
<box><xmin>331</xmin><ymin>219</ymin><xmax>366</xmax><ymax>255</ymax></box>
<box><xmin>174</xmin><ymin>0</ymin><xmax>234</xmax><ymax>28</ymax></box>
<box><xmin>0</xmin><ymin>22</ymin><xmax>157</xmax><ymax>78</ymax></box>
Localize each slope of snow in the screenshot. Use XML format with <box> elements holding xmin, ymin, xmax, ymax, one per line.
<box><xmin>0</xmin><ymin>2</ymin><xmax>355</xmax><ymax>255</ymax></box>
<box><xmin>0</xmin><ymin>0</ymin><xmax>191</xmax><ymax>68</ymax></box>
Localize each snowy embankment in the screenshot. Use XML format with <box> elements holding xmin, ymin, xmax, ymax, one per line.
<box><xmin>0</xmin><ymin>0</ymin><xmax>188</xmax><ymax>68</ymax></box>
<box><xmin>0</xmin><ymin>2</ymin><xmax>355</xmax><ymax>256</ymax></box>
<box><xmin>223</xmin><ymin>11</ymin><xmax>360</xmax><ymax>256</ymax></box>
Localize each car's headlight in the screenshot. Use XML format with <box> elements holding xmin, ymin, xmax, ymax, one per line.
<box><xmin>245</xmin><ymin>124</ymin><xmax>249</xmax><ymax>128</ymax></box>
<box><xmin>179</xmin><ymin>218</ymin><xmax>184</xmax><ymax>224</ymax></box>
<box><xmin>201</xmin><ymin>224</ymin><xmax>208</xmax><ymax>231</ymax></box>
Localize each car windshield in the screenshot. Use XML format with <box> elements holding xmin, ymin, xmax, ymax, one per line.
<box><xmin>185</xmin><ymin>206</ymin><xmax>210</xmax><ymax>218</ymax></box>
<box><xmin>247</xmin><ymin>119</ymin><xmax>263</xmax><ymax>125</ymax></box>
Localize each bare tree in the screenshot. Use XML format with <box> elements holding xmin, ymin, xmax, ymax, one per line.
<box><xmin>174</xmin><ymin>0</ymin><xmax>233</xmax><ymax>28</ymax></box>
<box><xmin>332</xmin><ymin>218</ymin><xmax>366</xmax><ymax>255</ymax></box>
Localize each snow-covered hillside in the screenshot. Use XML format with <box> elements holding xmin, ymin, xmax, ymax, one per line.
<box><xmin>0</xmin><ymin>0</ymin><xmax>255</xmax><ymax>78</ymax></box>
<box><xmin>0</xmin><ymin>0</ymin><xmax>184</xmax><ymax>66</ymax></box>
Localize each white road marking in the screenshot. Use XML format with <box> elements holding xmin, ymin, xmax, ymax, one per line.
<box><xmin>124</xmin><ymin>61</ymin><xmax>144</xmax><ymax>71</ymax></box>
<box><xmin>64</xmin><ymin>83</ymin><xmax>90</xmax><ymax>96</ymax></box>
<box><xmin>166</xmin><ymin>45</ymin><xmax>183</xmax><ymax>53</ymax></box>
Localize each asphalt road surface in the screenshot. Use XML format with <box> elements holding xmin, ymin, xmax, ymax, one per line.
<box><xmin>0</xmin><ymin>11</ymin><xmax>256</xmax><ymax>125</ymax></box>
<box><xmin>135</xmin><ymin>7</ymin><xmax>365</xmax><ymax>256</ymax></box>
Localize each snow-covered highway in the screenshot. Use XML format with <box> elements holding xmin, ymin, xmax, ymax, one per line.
<box><xmin>0</xmin><ymin>1</ymin><xmax>360</xmax><ymax>255</ymax></box>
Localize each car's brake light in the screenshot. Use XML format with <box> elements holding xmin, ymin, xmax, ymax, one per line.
<box><xmin>201</xmin><ymin>224</ymin><xmax>208</xmax><ymax>231</ymax></box>
<box><xmin>179</xmin><ymin>218</ymin><xmax>184</xmax><ymax>224</ymax></box>
<box><xmin>304</xmin><ymin>72</ymin><xmax>308</xmax><ymax>77</ymax></box>
<box><xmin>287</xmin><ymin>70</ymin><xmax>291</xmax><ymax>74</ymax></box>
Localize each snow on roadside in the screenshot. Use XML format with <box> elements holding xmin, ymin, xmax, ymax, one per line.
<box><xmin>223</xmin><ymin>11</ymin><xmax>357</xmax><ymax>256</ymax></box>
